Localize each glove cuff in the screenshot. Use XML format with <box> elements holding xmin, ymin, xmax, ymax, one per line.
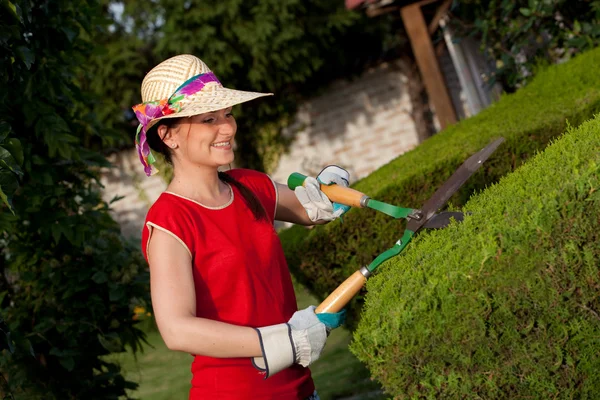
<box><xmin>290</xmin><ymin>328</ymin><xmax>311</xmax><ymax>367</ymax></box>
<box><xmin>252</xmin><ymin>324</ymin><xmax>295</xmax><ymax>379</ymax></box>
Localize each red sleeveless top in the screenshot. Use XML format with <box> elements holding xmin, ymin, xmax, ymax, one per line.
<box><xmin>141</xmin><ymin>169</ymin><xmax>314</xmax><ymax>399</ymax></box>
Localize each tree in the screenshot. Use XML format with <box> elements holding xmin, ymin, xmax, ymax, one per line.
<box><xmin>450</xmin><ymin>0</ymin><xmax>600</xmax><ymax>91</ymax></box>
<box><xmin>0</xmin><ymin>0</ymin><xmax>149</xmax><ymax>398</ymax></box>
<box><xmin>91</xmin><ymin>0</ymin><xmax>403</xmax><ymax>173</ymax></box>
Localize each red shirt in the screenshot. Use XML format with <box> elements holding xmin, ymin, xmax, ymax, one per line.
<box><xmin>141</xmin><ymin>169</ymin><xmax>314</xmax><ymax>399</ymax></box>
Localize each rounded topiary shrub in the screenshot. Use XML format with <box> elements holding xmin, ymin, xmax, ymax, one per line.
<box><xmin>350</xmin><ymin>116</ymin><xmax>600</xmax><ymax>399</ymax></box>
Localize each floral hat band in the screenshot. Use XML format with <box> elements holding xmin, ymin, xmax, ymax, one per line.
<box><xmin>132</xmin><ymin>72</ymin><xmax>221</xmax><ymax>177</ymax></box>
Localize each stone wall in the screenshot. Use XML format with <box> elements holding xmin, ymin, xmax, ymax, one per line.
<box><xmin>101</xmin><ymin>149</ymin><xmax>167</xmax><ymax>238</ymax></box>
<box><xmin>269</xmin><ymin>60</ymin><xmax>421</xmax><ymax>183</ymax></box>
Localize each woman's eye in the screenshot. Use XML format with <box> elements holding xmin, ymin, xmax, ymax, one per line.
<box><xmin>203</xmin><ymin>118</ymin><xmax>215</xmax><ymax>123</ymax></box>
<box><xmin>226</xmin><ymin>113</ymin><xmax>234</xmax><ymax>118</ymax></box>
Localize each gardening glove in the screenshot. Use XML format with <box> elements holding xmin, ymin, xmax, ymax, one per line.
<box><xmin>317</xmin><ymin>165</ymin><xmax>351</xmax><ymax>218</ymax></box>
<box><xmin>294</xmin><ymin>165</ymin><xmax>351</xmax><ymax>222</ymax></box>
<box><xmin>252</xmin><ymin>306</ymin><xmax>345</xmax><ymax>378</ymax></box>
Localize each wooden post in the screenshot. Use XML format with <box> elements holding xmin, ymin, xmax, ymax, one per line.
<box><xmin>401</xmin><ymin>3</ymin><xmax>457</xmax><ymax>130</ymax></box>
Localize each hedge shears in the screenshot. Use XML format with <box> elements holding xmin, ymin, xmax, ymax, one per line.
<box><xmin>287</xmin><ymin>137</ymin><xmax>505</xmax><ymax>313</ymax></box>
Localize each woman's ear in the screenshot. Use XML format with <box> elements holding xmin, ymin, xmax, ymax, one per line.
<box><xmin>157</xmin><ymin>124</ymin><xmax>178</xmax><ymax>149</ymax></box>
<box><xmin>157</xmin><ymin>124</ymin><xmax>170</xmax><ymax>142</ymax></box>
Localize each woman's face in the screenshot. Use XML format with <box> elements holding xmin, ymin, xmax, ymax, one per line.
<box><xmin>167</xmin><ymin>107</ymin><xmax>237</xmax><ymax>168</ymax></box>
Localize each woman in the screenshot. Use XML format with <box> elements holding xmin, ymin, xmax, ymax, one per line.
<box><xmin>133</xmin><ymin>54</ymin><xmax>350</xmax><ymax>399</ymax></box>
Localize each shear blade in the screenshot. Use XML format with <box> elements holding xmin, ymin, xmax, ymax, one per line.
<box><xmin>407</xmin><ymin>137</ymin><xmax>505</xmax><ymax>233</ymax></box>
<box><xmin>423</xmin><ymin>211</ymin><xmax>464</xmax><ymax>229</ymax></box>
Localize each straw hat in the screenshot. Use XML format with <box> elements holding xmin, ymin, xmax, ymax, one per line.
<box><xmin>132</xmin><ymin>54</ymin><xmax>272</xmax><ymax>176</ymax></box>
<box><xmin>138</xmin><ymin>54</ymin><xmax>272</xmax><ymax>131</ymax></box>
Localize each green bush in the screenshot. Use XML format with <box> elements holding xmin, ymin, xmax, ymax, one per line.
<box><xmin>350</xmin><ymin>114</ymin><xmax>600</xmax><ymax>398</ymax></box>
<box><xmin>279</xmin><ymin>46</ymin><xmax>600</xmax><ymax>330</ymax></box>
<box><xmin>0</xmin><ymin>1</ymin><xmax>150</xmax><ymax>398</ymax></box>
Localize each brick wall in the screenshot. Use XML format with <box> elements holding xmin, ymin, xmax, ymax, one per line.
<box><xmin>270</xmin><ymin>61</ymin><xmax>421</xmax><ymax>183</ymax></box>
<box><xmin>101</xmin><ymin>59</ymin><xmax>435</xmax><ymax>238</ymax></box>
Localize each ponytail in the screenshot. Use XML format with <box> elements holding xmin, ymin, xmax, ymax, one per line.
<box><xmin>218</xmin><ymin>172</ymin><xmax>269</xmax><ymax>222</ymax></box>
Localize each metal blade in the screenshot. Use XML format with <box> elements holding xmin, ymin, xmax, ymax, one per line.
<box><xmin>407</xmin><ymin>138</ymin><xmax>505</xmax><ymax>232</ymax></box>
<box><xmin>423</xmin><ymin>211</ymin><xmax>464</xmax><ymax>229</ymax></box>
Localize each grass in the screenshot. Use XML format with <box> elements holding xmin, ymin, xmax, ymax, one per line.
<box><xmin>111</xmin><ymin>282</ymin><xmax>386</xmax><ymax>400</ymax></box>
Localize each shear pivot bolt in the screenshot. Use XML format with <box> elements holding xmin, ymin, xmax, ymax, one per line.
<box><xmin>409</xmin><ymin>210</ymin><xmax>423</xmax><ymax>220</ymax></box>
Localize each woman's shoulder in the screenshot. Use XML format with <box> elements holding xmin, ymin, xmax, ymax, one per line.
<box><xmin>145</xmin><ymin>192</ymin><xmax>191</xmax><ymax>220</ymax></box>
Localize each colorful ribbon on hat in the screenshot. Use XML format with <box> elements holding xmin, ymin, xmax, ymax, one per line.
<box><xmin>132</xmin><ymin>72</ymin><xmax>221</xmax><ymax>176</ymax></box>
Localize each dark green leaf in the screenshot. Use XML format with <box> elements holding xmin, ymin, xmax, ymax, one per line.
<box><xmin>51</xmin><ymin>223</ymin><xmax>62</xmax><ymax>244</ymax></box>
<box><xmin>92</xmin><ymin>271</ymin><xmax>108</xmax><ymax>284</ymax></box>
<box><xmin>2</xmin><ymin>0</ymin><xmax>22</xmax><ymax>24</ymax></box>
<box><xmin>109</xmin><ymin>194</ymin><xmax>125</xmax><ymax>204</ymax></box>
<box><xmin>3</xmin><ymin>331</ymin><xmax>15</xmax><ymax>354</ymax></box>
<box><xmin>61</xmin><ymin>27</ymin><xmax>77</xmax><ymax>43</ymax></box>
<box><xmin>3</xmin><ymin>138</ymin><xmax>23</xmax><ymax>166</ymax></box>
<box><xmin>97</xmin><ymin>333</ymin><xmax>123</xmax><ymax>352</ymax></box>
<box><xmin>109</xmin><ymin>285</ymin><xmax>125</xmax><ymax>302</ymax></box>
<box><xmin>0</xmin><ymin>145</ymin><xmax>23</xmax><ymax>177</ymax></box>
<box><xmin>16</xmin><ymin>46</ymin><xmax>34</xmax><ymax>69</ymax></box>
<box><xmin>0</xmin><ymin>185</ymin><xmax>11</xmax><ymax>211</ymax></box>
<box><xmin>0</xmin><ymin>121</ymin><xmax>10</xmax><ymax>142</ymax></box>
<box><xmin>0</xmin><ymin>170</ymin><xmax>18</xmax><ymax>210</ymax></box>
<box><xmin>59</xmin><ymin>356</ymin><xmax>75</xmax><ymax>371</ymax></box>
<box><xmin>519</xmin><ymin>8</ymin><xmax>532</xmax><ymax>16</ymax></box>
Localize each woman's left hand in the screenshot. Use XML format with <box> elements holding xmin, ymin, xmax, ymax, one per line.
<box><xmin>316</xmin><ymin>165</ymin><xmax>351</xmax><ymax>218</ymax></box>
<box><xmin>294</xmin><ymin>165</ymin><xmax>351</xmax><ymax>222</ymax></box>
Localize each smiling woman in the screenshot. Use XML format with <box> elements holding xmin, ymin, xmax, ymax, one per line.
<box><xmin>131</xmin><ymin>54</ymin><xmax>352</xmax><ymax>399</ymax></box>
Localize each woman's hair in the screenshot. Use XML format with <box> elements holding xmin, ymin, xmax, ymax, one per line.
<box><xmin>147</xmin><ymin>119</ymin><xmax>268</xmax><ymax>222</ymax></box>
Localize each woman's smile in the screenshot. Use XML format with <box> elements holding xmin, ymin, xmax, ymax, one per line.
<box><xmin>211</xmin><ymin>140</ymin><xmax>232</xmax><ymax>149</ymax></box>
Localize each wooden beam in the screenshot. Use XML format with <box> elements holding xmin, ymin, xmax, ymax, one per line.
<box><xmin>414</xmin><ymin>0</ymin><xmax>439</xmax><ymax>7</ymax></box>
<box><xmin>428</xmin><ymin>0</ymin><xmax>452</xmax><ymax>35</ymax></box>
<box><xmin>401</xmin><ymin>3</ymin><xmax>457</xmax><ymax>129</ymax></box>
<box><xmin>365</xmin><ymin>5</ymin><xmax>399</xmax><ymax>17</ymax></box>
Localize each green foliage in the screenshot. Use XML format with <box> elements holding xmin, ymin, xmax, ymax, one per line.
<box><xmin>0</xmin><ymin>0</ymin><xmax>149</xmax><ymax>398</ymax></box>
<box><xmin>91</xmin><ymin>0</ymin><xmax>403</xmax><ymax>172</ymax></box>
<box><xmin>450</xmin><ymin>0</ymin><xmax>600</xmax><ymax>91</ymax></box>
<box><xmin>0</xmin><ymin>121</ymin><xmax>23</xmax><ymax>213</ymax></box>
<box><xmin>279</xmin><ymin>47</ymin><xmax>600</xmax><ymax>331</ymax></box>
<box><xmin>350</xmin><ymin>115</ymin><xmax>600</xmax><ymax>398</ymax></box>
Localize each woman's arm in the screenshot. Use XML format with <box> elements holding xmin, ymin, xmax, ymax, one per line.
<box><xmin>147</xmin><ymin>228</ymin><xmax>262</xmax><ymax>357</ymax></box>
<box><xmin>273</xmin><ymin>182</ymin><xmax>328</xmax><ymax>226</ymax></box>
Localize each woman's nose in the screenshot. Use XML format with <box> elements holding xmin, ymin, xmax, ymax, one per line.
<box><xmin>219</xmin><ymin>118</ymin><xmax>236</xmax><ymax>134</ymax></box>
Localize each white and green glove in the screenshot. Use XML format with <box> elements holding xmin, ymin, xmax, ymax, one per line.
<box><xmin>294</xmin><ymin>165</ymin><xmax>351</xmax><ymax>222</ymax></box>
<box><xmin>252</xmin><ymin>306</ymin><xmax>346</xmax><ymax>378</ymax></box>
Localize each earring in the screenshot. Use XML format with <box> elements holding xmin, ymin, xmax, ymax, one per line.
<box><xmin>170</xmin><ymin>144</ymin><xmax>177</xmax><ymax>148</ymax></box>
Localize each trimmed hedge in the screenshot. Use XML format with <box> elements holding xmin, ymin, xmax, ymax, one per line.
<box><xmin>350</xmin><ymin>114</ymin><xmax>600</xmax><ymax>398</ymax></box>
<box><xmin>279</xmin><ymin>47</ymin><xmax>600</xmax><ymax>329</ymax></box>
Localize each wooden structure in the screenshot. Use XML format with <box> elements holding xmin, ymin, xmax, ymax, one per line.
<box><xmin>346</xmin><ymin>0</ymin><xmax>457</xmax><ymax>130</ymax></box>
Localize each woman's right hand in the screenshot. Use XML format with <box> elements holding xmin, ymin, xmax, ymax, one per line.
<box><xmin>252</xmin><ymin>306</ymin><xmax>345</xmax><ymax>378</ymax></box>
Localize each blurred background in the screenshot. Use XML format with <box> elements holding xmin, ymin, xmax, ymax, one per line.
<box><xmin>1</xmin><ymin>0</ymin><xmax>599</xmax><ymax>399</ymax></box>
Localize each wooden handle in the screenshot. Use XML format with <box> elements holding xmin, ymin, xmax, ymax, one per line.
<box><xmin>288</xmin><ymin>172</ymin><xmax>369</xmax><ymax>208</ymax></box>
<box><xmin>318</xmin><ymin>184</ymin><xmax>368</xmax><ymax>208</ymax></box>
<box><xmin>316</xmin><ymin>269</ymin><xmax>368</xmax><ymax>314</ymax></box>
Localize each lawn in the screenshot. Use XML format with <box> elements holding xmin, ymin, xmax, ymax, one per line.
<box><xmin>111</xmin><ymin>283</ymin><xmax>385</xmax><ymax>400</ymax></box>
